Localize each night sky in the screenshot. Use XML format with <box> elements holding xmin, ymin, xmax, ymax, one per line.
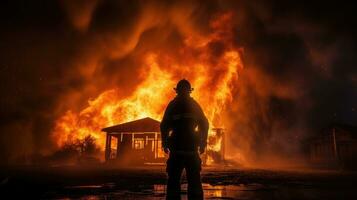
<box><xmin>0</xmin><ymin>0</ymin><xmax>356</xmax><ymax>164</ymax></box>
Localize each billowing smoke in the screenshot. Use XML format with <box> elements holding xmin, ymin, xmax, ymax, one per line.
<box><xmin>0</xmin><ymin>0</ymin><xmax>356</xmax><ymax>166</ymax></box>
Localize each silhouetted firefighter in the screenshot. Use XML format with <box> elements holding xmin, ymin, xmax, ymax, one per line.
<box><xmin>161</xmin><ymin>79</ymin><xmax>209</xmax><ymax>200</ymax></box>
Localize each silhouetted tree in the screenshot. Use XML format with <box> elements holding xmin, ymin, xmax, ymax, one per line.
<box><xmin>50</xmin><ymin>135</ymin><xmax>100</xmax><ymax>164</ymax></box>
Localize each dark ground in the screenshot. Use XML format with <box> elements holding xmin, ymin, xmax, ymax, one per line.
<box><xmin>0</xmin><ymin>165</ymin><xmax>356</xmax><ymax>200</ymax></box>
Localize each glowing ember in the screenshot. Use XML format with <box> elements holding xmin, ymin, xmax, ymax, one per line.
<box><xmin>52</xmin><ymin>13</ymin><xmax>244</xmax><ymax>162</ymax></box>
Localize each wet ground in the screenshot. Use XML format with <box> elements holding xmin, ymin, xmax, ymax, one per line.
<box><xmin>60</xmin><ymin>182</ymin><xmax>357</xmax><ymax>200</ymax></box>
<box><xmin>1</xmin><ymin>166</ymin><xmax>356</xmax><ymax>199</ymax></box>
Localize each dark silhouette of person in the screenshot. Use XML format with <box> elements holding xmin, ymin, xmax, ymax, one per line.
<box><xmin>161</xmin><ymin>79</ymin><xmax>209</xmax><ymax>200</ymax></box>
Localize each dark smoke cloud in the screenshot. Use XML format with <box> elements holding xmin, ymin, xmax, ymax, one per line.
<box><xmin>222</xmin><ymin>0</ymin><xmax>357</xmax><ymax>165</ymax></box>
<box><xmin>0</xmin><ymin>0</ymin><xmax>356</xmax><ymax>165</ymax></box>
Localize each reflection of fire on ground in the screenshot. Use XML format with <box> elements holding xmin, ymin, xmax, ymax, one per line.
<box><xmin>51</xmin><ymin>13</ymin><xmax>244</xmax><ymax>165</ymax></box>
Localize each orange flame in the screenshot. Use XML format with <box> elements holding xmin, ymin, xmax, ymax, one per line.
<box><xmin>52</xmin><ymin>12</ymin><xmax>244</xmax><ymax>161</ymax></box>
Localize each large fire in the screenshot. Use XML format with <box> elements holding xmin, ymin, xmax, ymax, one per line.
<box><xmin>52</xmin><ymin>13</ymin><xmax>244</xmax><ymax>162</ymax></box>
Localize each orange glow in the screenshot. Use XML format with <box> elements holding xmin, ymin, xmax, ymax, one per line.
<box><xmin>52</xmin><ymin>13</ymin><xmax>244</xmax><ymax>163</ymax></box>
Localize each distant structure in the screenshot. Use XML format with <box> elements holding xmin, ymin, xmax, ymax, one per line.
<box><xmin>309</xmin><ymin>124</ymin><xmax>357</xmax><ymax>169</ymax></box>
<box><xmin>102</xmin><ymin>117</ymin><xmax>166</xmax><ymax>164</ymax></box>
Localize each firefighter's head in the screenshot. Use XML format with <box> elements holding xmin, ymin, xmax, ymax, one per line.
<box><xmin>174</xmin><ymin>79</ymin><xmax>193</xmax><ymax>96</ymax></box>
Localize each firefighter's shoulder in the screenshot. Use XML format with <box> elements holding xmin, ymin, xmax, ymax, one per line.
<box><xmin>189</xmin><ymin>97</ymin><xmax>201</xmax><ymax>107</ymax></box>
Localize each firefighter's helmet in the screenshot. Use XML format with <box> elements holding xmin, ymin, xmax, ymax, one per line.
<box><xmin>175</xmin><ymin>79</ymin><xmax>193</xmax><ymax>93</ymax></box>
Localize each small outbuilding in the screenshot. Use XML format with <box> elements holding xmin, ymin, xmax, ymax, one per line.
<box><xmin>309</xmin><ymin>124</ymin><xmax>357</xmax><ymax>169</ymax></box>
<box><xmin>102</xmin><ymin>117</ymin><xmax>166</xmax><ymax>164</ymax></box>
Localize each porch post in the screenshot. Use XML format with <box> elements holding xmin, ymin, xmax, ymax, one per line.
<box><xmin>116</xmin><ymin>134</ymin><xmax>121</xmax><ymax>159</ymax></box>
<box><xmin>154</xmin><ymin>132</ymin><xmax>158</xmax><ymax>158</ymax></box>
<box><xmin>221</xmin><ymin>129</ymin><xmax>225</xmax><ymax>162</ymax></box>
<box><xmin>105</xmin><ymin>133</ymin><xmax>112</xmax><ymax>161</ymax></box>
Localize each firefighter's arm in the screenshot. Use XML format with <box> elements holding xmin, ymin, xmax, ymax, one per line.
<box><xmin>199</xmin><ymin>115</ymin><xmax>209</xmax><ymax>153</ymax></box>
<box><xmin>196</xmin><ymin>102</ymin><xmax>209</xmax><ymax>153</ymax></box>
<box><xmin>160</xmin><ymin>102</ymin><xmax>172</xmax><ymax>152</ymax></box>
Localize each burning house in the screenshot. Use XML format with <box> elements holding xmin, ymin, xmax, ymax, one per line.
<box><xmin>102</xmin><ymin>117</ymin><xmax>166</xmax><ymax>164</ymax></box>
<box><xmin>102</xmin><ymin>117</ymin><xmax>226</xmax><ymax>165</ymax></box>
<box><xmin>309</xmin><ymin>124</ymin><xmax>357</xmax><ymax>169</ymax></box>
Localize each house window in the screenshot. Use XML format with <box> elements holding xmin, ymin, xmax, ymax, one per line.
<box><xmin>134</xmin><ymin>138</ymin><xmax>144</xmax><ymax>149</ymax></box>
<box><xmin>111</xmin><ymin>136</ymin><xmax>118</xmax><ymax>150</ymax></box>
<box><xmin>110</xmin><ymin>136</ymin><xmax>118</xmax><ymax>159</ymax></box>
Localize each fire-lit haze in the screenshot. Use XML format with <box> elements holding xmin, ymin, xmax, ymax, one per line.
<box><xmin>0</xmin><ymin>0</ymin><xmax>356</xmax><ymax>167</ymax></box>
<box><xmin>52</xmin><ymin>13</ymin><xmax>243</xmax><ymax>162</ymax></box>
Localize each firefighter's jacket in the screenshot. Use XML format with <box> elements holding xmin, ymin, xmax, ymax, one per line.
<box><xmin>160</xmin><ymin>95</ymin><xmax>209</xmax><ymax>152</ymax></box>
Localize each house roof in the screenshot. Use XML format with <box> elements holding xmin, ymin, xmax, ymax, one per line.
<box><xmin>101</xmin><ymin>117</ymin><xmax>161</xmax><ymax>133</ymax></box>
<box><xmin>329</xmin><ymin>123</ymin><xmax>357</xmax><ymax>133</ymax></box>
